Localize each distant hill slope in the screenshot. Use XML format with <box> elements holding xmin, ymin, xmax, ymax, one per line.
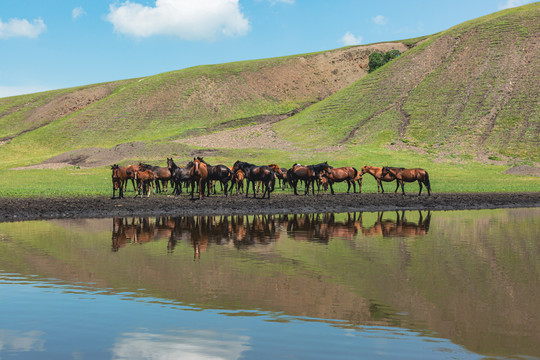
<box><xmin>276</xmin><ymin>3</ymin><xmax>539</xmax><ymax>161</ymax></box>
<box><xmin>0</xmin><ymin>43</ymin><xmax>408</xmax><ymax>167</ymax></box>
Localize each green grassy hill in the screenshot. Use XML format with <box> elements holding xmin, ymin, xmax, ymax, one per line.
<box><xmin>275</xmin><ymin>3</ymin><xmax>539</xmax><ymax>161</ymax></box>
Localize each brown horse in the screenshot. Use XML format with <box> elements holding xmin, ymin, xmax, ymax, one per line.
<box><xmin>111</xmin><ymin>164</ymin><xmax>131</xmax><ymax>199</ymax></box>
<box><xmin>190</xmin><ymin>158</ymin><xmax>208</xmax><ymax>200</ymax></box>
<box><xmin>380</xmin><ymin>167</ymin><xmax>431</xmax><ymax>196</ymax></box>
<box><xmin>231</xmin><ymin>169</ymin><xmax>245</xmax><ymax>194</ymax></box>
<box><xmin>134</xmin><ymin>170</ymin><xmax>156</xmax><ymax>197</ymax></box>
<box><xmin>125</xmin><ymin>164</ymin><xmax>144</xmax><ymax>191</ymax></box>
<box><xmin>139</xmin><ymin>162</ymin><xmax>172</xmax><ymax>193</ymax></box>
<box><xmin>324</xmin><ymin>166</ymin><xmax>358</xmax><ymax>194</ymax></box>
<box><xmin>360</xmin><ymin>166</ymin><xmax>399</xmax><ymax>194</ymax></box>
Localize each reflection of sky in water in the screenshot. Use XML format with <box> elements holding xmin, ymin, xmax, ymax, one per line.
<box><xmin>112</xmin><ymin>330</ymin><xmax>250</xmax><ymax>360</ymax></box>
<box><xmin>0</xmin><ymin>273</ymin><xmax>483</xmax><ymax>360</ymax></box>
<box><xmin>0</xmin><ymin>330</ymin><xmax>45</xmax><ymax>353</ymax></box>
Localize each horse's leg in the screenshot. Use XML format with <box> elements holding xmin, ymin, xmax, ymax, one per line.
<box><xmin>199</xmin><ymin>180</ymin><xmax>204</xmax><ymax>199</ymax></box>
<box><xmin>292</xmin><ymin>179</ymin><xmax>299</xmax><ymax>196</ymax></box>
<box><xmin>223</xmin><ymin>180</ymin><xmax>228</xmax><ymax>197</ymax></box>
<box><xmin>252</xmin><ymin>180</ymin><xmax>257</xmax><ymax>198</ymax></box>
<box><xmin>400</xmin><ymin>180</ymin><xmax>405</xmax><ymax>195</ymax></box>
<box><xmin>245</xmin><ymin>180</ymin><xmax>250</xmax><ymax>198</ymax></box>
<box><xmin>379</xmin><ymin>180</ymin><xmax>384</xmax><ymax>194</ymax></box>
<box><xmin>418</xmin><ymin>179</ymin><xmax>423</xmax><ymax>196</ymax></box>
<box><xmin>329</xmin><ymin>182</ymin><xmax>335</xmax><ymax>195</ymax></box>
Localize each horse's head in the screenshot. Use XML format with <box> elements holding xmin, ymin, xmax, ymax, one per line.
<box><xmin>111</xmin><ymin>164</ymin><xmax>120</xmax><ymax>178</ymax></box>
<box><xmin>319</xmin><ymin>174</ymin><xmax>330</xmax><ymax>191</ymax></box>
<box><xmin>361</xmin><ymin>166</ymin><xmax>368</xmax><ymax>174</ymax></box>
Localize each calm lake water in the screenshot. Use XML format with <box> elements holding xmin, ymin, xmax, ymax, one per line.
<box><xmin>0</xmin><ymin>208</ymin><xmax>539</xmax><ymax>359</ymax></box>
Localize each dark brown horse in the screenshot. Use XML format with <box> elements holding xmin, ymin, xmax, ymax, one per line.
<box><xmin>360</xmin><ymin>166</ymin><xmax>399</xmax><ymax>194</ymax></box>
<box><xmin>111</xmin><ymin>164</ymin><xmax>130</xmax><ymax>199</ymax></box>
<box><xmin>196</xmin><ymin>157</ymin><xmax>233</xmax><ymax>197</ymax></box>
<box><xmin>168</xmin><ymin>158</ymin><xmax>194</xmax><ymax>195</ymax></box>
<box><xmin>380</xmin><ymin>167</ymin><xmax>431</xmax><ymax>196</ymax></box>
<box><xmin>323</xmin><ymin>166</ymin><xmax>358</xmax><ymax>194</ymax></box>
<box><xmin>190</xmin><ymin>158</ymin><xmax>208</xmax><ymax>200</ymax></box>
<box><xmin>288</xmin><ymin>162</ymin><xmax>332</xmax><ymax>195</ymax></box>
<box><xmin>232</xmin><ymin>160</ymin><xmax>275</xmax><ymax>199</ymax></box>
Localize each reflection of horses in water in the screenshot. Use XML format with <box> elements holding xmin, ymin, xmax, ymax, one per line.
<box><xmin>360</xmin><ymin>210</ymin><xmax>431</xmax><ymax>238</ymax></box>
<box><xmin>112</xmin><ymin>211</ymin><xmax>431</xmax><ymax>257</ymax></box>
<box><xmin>285</xmin><ymin>212</ymin><xmax>362</xmax><ymax>242</ymax></box>
<box><xmin>111</xmin><ymin>217</ymin><xmax>175</xmax><ymax>251</ymax></box>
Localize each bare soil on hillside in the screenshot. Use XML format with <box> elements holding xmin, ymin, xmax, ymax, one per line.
<box><xmin>1</xmin><ymin>192</ymin><xmax>538</xmax><ymax>222</ymax></box>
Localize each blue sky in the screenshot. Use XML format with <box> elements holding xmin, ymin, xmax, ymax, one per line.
<box><xmin>0</xmin><ymin>0</ymin><xmax>535</xmax><ymax>98</ymax></box>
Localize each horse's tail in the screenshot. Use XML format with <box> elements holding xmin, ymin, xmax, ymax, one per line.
<box><xmin>352</xmin><ymin>167</ymin><xmax>358</xmax><ymax>180</ymax></box>
<box><xmin>424</xmin><ymin>171</ymin><xmax>431</xmax><ymax>190</ymax></box>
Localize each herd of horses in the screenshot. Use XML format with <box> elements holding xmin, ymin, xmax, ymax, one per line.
<box><xmin>111</xmin><ymin>157</ymin><xmax>432</xmax><ymax>200</ymax></box>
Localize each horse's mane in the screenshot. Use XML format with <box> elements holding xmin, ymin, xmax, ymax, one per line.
<box><xmin>309</xmin><ymin>162</ymin><xmax>332</xmax><ymax>172</ymax></box>
<box><xmin>196</xmin><ymin>157</ymin><xmax>211</xmax><ymax>166</ymax></box>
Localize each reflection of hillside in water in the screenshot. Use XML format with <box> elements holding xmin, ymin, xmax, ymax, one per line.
<box><xmin>112</xmin><ymin>211</ymin><xmax>431</xmax><ymax>256</ymax></box>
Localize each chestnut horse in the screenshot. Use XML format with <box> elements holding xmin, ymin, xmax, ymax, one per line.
<box><xmin>324</xmin><ymin>166</ymin><xmax>358</xmax><ymax>195</ymax></box>
<box><xmin>139</xmin><ymin>162</ymin><xmax>171</xmax><ymax>193</ymax></box>
<box><xmin>380</xmin><ymin>167</ymin><xmax>431</xmax><ymax>196</ymax></box>
<box><xmin>231</xmin><ymin>169</ymin><xmax>245</xmax><ymax>194</ymax></box>
<box><xmin>134</xmin><ymin>170</ymin><xmax>155</xmax><ymax>197</ymax></box>
<box><xmin>360</xmin><ymin>166</ymin><xmax>399</xmax><ymax>194</ymax></box>
<box><xmin>190</xmin><ymin>158</ymin><xmax>208</xmax><ymax>200</ymax></box>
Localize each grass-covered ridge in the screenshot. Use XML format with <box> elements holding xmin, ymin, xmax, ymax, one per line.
<box><xmin>275</xmin><ymin>3</ymin><xmax>539</xmax><ymax>161</ymax></box>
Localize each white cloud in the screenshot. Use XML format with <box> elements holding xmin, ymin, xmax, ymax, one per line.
<box><xmin>106</xmin><ymin>0</ymin><xmax>250</xmax><ymax>41</ymax></box>
<box><xmin>372</xmin><ymin>15</ymin><xmax>387</xmax><ymax>25</ymax></box>
<box><xmin>112</xmin><ymin>330</ymin><xmax>250</xmax><ymax>360</ymax></box>
<box><xmin>498</xmin><ymin>0</ymin><xmax>534</xmax><ymax>10</ymax></box>
<box><xmin>0</xmin><ymin>17</ymin><xmax>46</xmax><ymax>39</ymax></box>
<box><xmin>72</xmin><ymin>6</ymin><xmax>86</xmax><ymax>20</ymax></box>
<box><xmin>340</xmin><ymin>31</ymin><xmax>362</xmax><ymax>46</ymax></box>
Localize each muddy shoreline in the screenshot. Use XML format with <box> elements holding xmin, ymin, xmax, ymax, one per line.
<box><xmin>0</xmin><ymin>192</ymin><xmax>539</xmax><ymax>222</ymax></box>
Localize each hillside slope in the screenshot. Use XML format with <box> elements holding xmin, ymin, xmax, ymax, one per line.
<box><xmin>275</xmin><ymin>3</ymin><xmax>539</xmax><ymax>161</ymax></box>
<box><xmin>0</xmin><ymin>43</ymin><xmax>408</xmax><ymax>168</ymax></box>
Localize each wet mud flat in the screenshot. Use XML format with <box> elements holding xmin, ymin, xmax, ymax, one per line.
<box><xmin>0</xmin><ymin>192</ymin><xmax>539</xmax><ymax>222</ymax></box>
